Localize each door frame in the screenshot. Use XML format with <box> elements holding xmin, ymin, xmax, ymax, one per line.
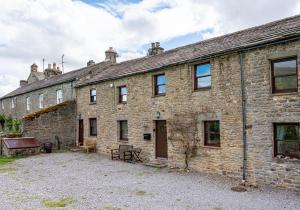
<box><xmin>78</xmin><ymin>119</ymin><xmax>84</xmax><ymax>146</ymax></box>
<box><xmin>155</xmin><ymin>120</ymin><xmax>168</xmax><ymax>159</ymax></box>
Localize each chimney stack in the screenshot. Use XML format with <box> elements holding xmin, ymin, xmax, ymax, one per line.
<box><xmin>53</xmin><ymin>62</ymin><xmax>57</xmax><ymax>70</ymax></box>
<box><xmin>87</xmin><ymin>60</ymin><xmax>95</xmax><ymax>66</ymax></box>
<box><xmin>20</xmin><ymin>80</ymin><xmax>28</xmax><ymax>87</ymax></box>
<box><xmin>31</xmin><ymin>63</ymin><xmax>38</xmax><ymax>72</ymax></box>
<box><xmin>105</xmin><ymin>47</ymin><xmax>117</xmax><ymax>63</ymax></box>
<box><xmin>148</xmin><ymin>42</ymin><xmax>164</xmax><ymax>56</ymax></box>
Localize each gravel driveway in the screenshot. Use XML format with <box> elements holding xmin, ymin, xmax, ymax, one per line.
<box><xmin>0</xmin><ymin>152</ymin><xmax>299</xmax><ymax>210</ymax></box>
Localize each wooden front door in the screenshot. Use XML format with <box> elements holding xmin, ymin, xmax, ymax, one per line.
<box><xmin>155</xmin><ymin>120</ymin><xmax>168</xmax><ymax>158</ymax></box>
<box><xmin>78</xmin><ymin>119</ymin><xmax>84</xmax><ymax>146</ymax></box>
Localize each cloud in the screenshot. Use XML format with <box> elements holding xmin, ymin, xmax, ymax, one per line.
<box><xmin>0</xmin><ymin>0</ymin><xmax>299</xmax><ymax>97</ymax></box>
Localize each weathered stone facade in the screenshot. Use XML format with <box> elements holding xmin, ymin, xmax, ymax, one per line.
<box><xmin>23</xmin><ymin>101</ymin><xmax>76</xmax><ymax>149</ymax></box>
<box><xmin>243</xmin><ymin>40</ymin><xmax>300</xmax><ymax>190</ymax></box>
<box><xmin>0</xmin><ymin>82</ymin><xmax>76</xmax><ymax>119</ymax></box>
<box><xmin>76</xmin><ymin>39</ymin><xmax>300</xmax><ymax>191</ymax></box>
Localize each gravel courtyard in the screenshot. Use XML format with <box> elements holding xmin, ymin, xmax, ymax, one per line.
<box><xmin>0</xmin><ymin>152</ymin><xmax>299</xmax><ymax>210</ymax></box>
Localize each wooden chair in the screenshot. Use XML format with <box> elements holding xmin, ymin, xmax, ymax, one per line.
<box><xmin>80</xmin><ymin>139</ymin><xmax>97</xmax><ymax>153</ymax></box>
<box><xmin>111</xmin><ymin>144</ymin><xmax>133</xmax><ymax>160</ymax></box>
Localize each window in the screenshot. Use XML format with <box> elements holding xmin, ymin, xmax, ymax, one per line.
<box><xmin>119</xmin><ymin>120</ymin><xmax>128</xmax><ymax>140</ymax></box>
<box><xmin>39</xmin><ymin>94</ymin><xmax>44</xmax><ymax>108</ymax></box>
<box><xmin>195</xmin><ymin>63</ymin><xmax>211</xmax><ymax>89</ymax></box>
<box><xmin>11</xmin><ymin>97</ymin><xmax>16</xmax><ymax>109</ymax></box>
<box><xmin>154</xmin><ymin>74</ymin><xmax>166</xmax><ymax>96</ymax></box>
<box><xmin>118</xmin><ymin>86</ymin><xmax>128</xmax><ymax>103</ymax></box>
<box><xmin>89</xmin><ymin>118</ymin><xmax>97</xmax><ymax>136</ymax></box>
<box><xmin>274</xmin><ymin>123</ymin><xmax>299</xmax><ymax>159</ymax></box>
<box><xmin>56</xmin><ymin>89</ymin><xmax>63</xmax><ymax>104</ymax></box>
<box><xmin>90</xmin><ymin>89</ymin><xmax>96</xmax><ymax>103</ymax></box>
<box><xmin>204</xmin><ymin>121</ymin><xmax>220</xmax><ymax>147</ymax></box>
<box><xmin>271</xmin><ymin>57</ymin><xmax>298</xmax><ymax>93</ymax></box>
<box><xmin>26</xmin><ymin>97</ymin><xmax>30</xmax><ymax>111</ymax></box>
<box><xmin>1</xmin><ymin>100</ymin><xmax>3</xmax><ymax>110</ymax></box>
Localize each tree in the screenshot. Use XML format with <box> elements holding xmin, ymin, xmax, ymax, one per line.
<box><xmin>168</xmin><ymin>112</ymin><xmax>200</xmax><ymax>170</ymax></box>
<box><xmin>0</xmin><ymin>114</ymin><xmax>5</xmax><ymax>130</ymax></box>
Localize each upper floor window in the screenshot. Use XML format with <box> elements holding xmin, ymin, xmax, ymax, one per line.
<box><xmin>195</xmin><ymin>63</ymin><xmax>211</xmax><ymax>90</ymax></box>
<box><xmin>39</xmin><ymin>94</ymin><xmax>44</xmax><ymax>109</ymax></box>
<box><xmin>119</xmin><ymin>120</ymin><xmax>128</xmax><ymax>141</ymax></box>
<box><xmin>56</xmin><ymin>89</ymin><xmax>63</xmax><ymax>104</ymax></box>
<box><xmin>274</xmin><ymin>123</ymin><xmax>299</xmax><ymax>159</ymax></box>
<box><xmin>154</xmin><ymin>74</ymin><xmax>166</xmax><ymax>96</ymax></box>
<box><xmin>89</xmin><ymin>118</ymin><xmax>97</xmax><ymax>136</ymax></box>
<box><xmin>90</xmin><ymin>89</ymin><xmax>96</xmax><ymax>103</ymax></box>
<box><xmin>271</xmin><ymin>57</ymin><xmax>298</xmax><ymax>93</ymax></box>
<box><xmin>118</xmin><ymin>86</ymin><xmax>128</xmax><ymax>103</ymax></box>
<box><xmin>26</xmin><ymin>97</ymin><xmax>30</xmax><ymax>111</ymax></box>
<box><xmin>204</xmin><ymin>121</ymin><xmax>220</xmax><ymax>147</ymax></box>
<box><xmin>11</xmin><ymin>97</ymin><xmax>16</xmax><ymax>109</ymax></box>
<box><xmin>1</xmin><ymin>100</ymin><xmax>4</xmax><ymax>110</ymax></box>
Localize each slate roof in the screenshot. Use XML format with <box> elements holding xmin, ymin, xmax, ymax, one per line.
<box><xmin>76</xmin><ymin>14</ymin><xmax>300</xmax><ymax>87</ymax></box>
<box><xmin>0</xmin><ymin>61</ymin><xmax>111</xmax><ymax>99</ymax></box>
<box><xmin>32</xmin><ymin>71</ymin><xmax>45</xmax><ymax>81</ymax></box>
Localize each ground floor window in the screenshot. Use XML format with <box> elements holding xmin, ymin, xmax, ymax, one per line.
<box><xmin>274</xmin><ymin>123</ymin><xmax>299</xmax><ymax>159</ymax></box>
<box><xmin>89</xmin><ymin>118</ymin><xmax>97</xmax><ymax>136</ymax></box>
<box><xmin>204</xmin><ymin>121</ymin><xmax>220</xmax><ymax>147</ymax></box>
<box><xmin>119</xmin><ymin>120</ymin><xmax>128</xmax><ymax>141</ymax></box>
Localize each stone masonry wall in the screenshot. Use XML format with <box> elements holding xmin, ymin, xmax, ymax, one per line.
<box><xmin>23</xmin><ymin>102</ymin><xmax>76</xmax><ymax>149</ymax></box>
<box><xmin>76</xmin><ymin>53</ymin><xmax>244</xmax><ymax>179</ymax></box>
<box><xmin>0</xmin><ymin>81</ymin><xmax>76</xmax><ymax>119</ymax></box>
<box><xmin>244</xmin><ymin>40</ymin><xmax>300</xmax><ymax>191</ymax></box>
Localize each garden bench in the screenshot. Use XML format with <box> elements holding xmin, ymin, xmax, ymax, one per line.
<box><xmin>80</xmin><ymin>139</ymin><xmax>97</xmax><ymax>153</ymax></box>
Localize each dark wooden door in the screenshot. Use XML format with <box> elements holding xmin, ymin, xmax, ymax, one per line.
<box><xmin>78</xmin><ymin>119</ymin><xmax>84</xmax><ymax>146</ymax></box>
<box><xmin>156</xmin><ymin>120</ymin><xmax>168</xmax><ymax>158</ymax></box>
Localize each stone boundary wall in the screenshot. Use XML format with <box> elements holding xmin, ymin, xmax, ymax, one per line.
<box><xmin>23</xmin><ymin>101</ymin><xmax>76</xmax><ymax>149</ymax></box>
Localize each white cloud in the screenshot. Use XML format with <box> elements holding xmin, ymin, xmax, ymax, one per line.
<box><xmin>0</xmin><ymin>0</ymin><xmax>299</xmax><ymax>97</ymax></box>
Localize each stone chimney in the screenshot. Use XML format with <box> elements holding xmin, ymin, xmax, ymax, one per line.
<box><xmin>87</xmin><ymin>60</ymin><xmax>95</xmax><ymax>66</ymax></box>
<box><xmin>44</xmin><ymin>62</ymin><xmax>62</xmax><ymax>78</ymax></box>
<box><xmin>20</xmin><ymin>80</ymin><xmax>28</xmax><ymax>87</ymax></box>
<box><xmin>148</xmin><ymin>42</ymin><xmax>164</xmax><ymax>56</ymax></box>
<box><xmin>31</xmin><ymin>63</ymin><xmax>38</xmax><ymax>72</ymax></box>
<box><xmin>105</xmin><ymin>47</ymin><xmax>117</xmax><ymax>63</ymax></box>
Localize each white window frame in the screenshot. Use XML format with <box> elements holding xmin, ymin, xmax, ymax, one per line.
<box><xmin>39</xmin><ymin>94</ymin><xmax>44</xmax><ymax>108</ymax></box>
<box><xmin>1</xmin><ymin>100</ymin><xmax>4</xmax><ymax>110</ymax></box>
<box><xmin>26</xmin><ymin>97</ymin><xmax>30</xmax><ymax>111</ymax></box>
<box><xmin>56</xmin><ymin>89</ymin><xmax>63</xmax><ymax>104</ymax></box>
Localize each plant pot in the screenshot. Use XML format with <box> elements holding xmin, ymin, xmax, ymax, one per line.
<box><xmin>44</xmin><ymin>142</ymin><xmax>53</xmax><ymax>153</ymax></box>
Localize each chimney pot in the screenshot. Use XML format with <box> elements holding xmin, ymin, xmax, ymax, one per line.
<box><xmin>30</xmin><ymin>63</ymin><xmax>38</xmax><ymax>72</ymax></box>
<box><xmin>47</xmin><ymin>64</ymin><xmax>51</xmax><ymax>69</ymax></box>
<box><xmin>53</xmin><ymin>62</ymin><xmax>56</xmax><ymax>70</ymax></box>
<box><xmin>105</xmin><ymin>47</ymin><xmax>117</xmax><ymax>63</ymax></box>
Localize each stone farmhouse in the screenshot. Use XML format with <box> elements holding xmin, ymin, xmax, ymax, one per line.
<box><xmin>1</xmin><ymin>15</ymin><xmax>300</xmax><ymax>190</ymax></box>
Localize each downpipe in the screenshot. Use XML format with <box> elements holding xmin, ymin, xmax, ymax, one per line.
<box><xmin>239</xmin><ymin>50</ymin><xmax>247</xmax><ymax>183</ymax></box>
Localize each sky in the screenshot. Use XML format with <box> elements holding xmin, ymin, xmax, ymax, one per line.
<box><xmin>0</xmin><ymin>0</ymin><xmax>300</xmax><ymax>97</ymax></box>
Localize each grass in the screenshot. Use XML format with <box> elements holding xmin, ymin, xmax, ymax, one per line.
<box><xmin>0</xmin><ymin>156</ymin><xmax>21</xmax><ymax>165</ymax></box>
<box><xmin>42</xmin><ymin>197</ymin><xmax>73</xmax><ymax>208</ymax></box>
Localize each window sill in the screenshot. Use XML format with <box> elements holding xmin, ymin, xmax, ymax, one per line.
<box><xmin>89</xmin><ymin>102</ymin><xmax>97</xmax><ymax>105</ymax></box>
<box><xmin>201</xmin><ymin>145</ymin><xmax>221</xmax><ymax>149</ymax></box>
<box><xmin>273</xmin><ymin>156</ymin><xmax>300</xmax><ymax>164</ymax></box>
<box><xmin>194</xmin><ymin>87</ymin><xmax>211</xmax><ymax>92</ymax></box>
<box><xmin>118</xmin><ymin>102</ymin><xmax>127</xmax><ymax>105</ymax></box>
<box><xmin>153</xmin><ymin>94</ymin><xmax>166</xmax><ymax>98</ymax></box>
<box><xmin>271</xmin><ymin>92</ymin><xmax>298</xmax><ymax>96</ymax></box>
<box><xmin>89</xmin><ymin>135</ymin><xmax>97</xmax><ymax>138</ymax></box>
<box><xmin>118</xmin><ymin>139</ymin><xmax>129</xmax><ymax>143</ymax></box>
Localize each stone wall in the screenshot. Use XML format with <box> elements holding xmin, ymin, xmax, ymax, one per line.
<box><xmin>23</xmin><ymin>101</ymin><xmax>76</xmax><ymax>149</ymax></box>
<box><xmin>0</xmin><ymin>81</ymin><xmax>76</xmax><ymax>119</ymax></box>
<box><xmin>76</xmin><ymin>53</ymin><xmax>244</xmax><ymax>179</ymax></box>
<box><xmin>244</xmin><ymin>40</ymin><xmax>300</xmax><ymax>190</ymax></box>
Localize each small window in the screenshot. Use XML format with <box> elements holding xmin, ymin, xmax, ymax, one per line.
<box><xmin>154</xmin><ymin>74</ymin><xmax>166</xmax><ymax>96</ymax></box>
<box><xmin>119</xmin><ymin>86</ymin><xmax>128</xmax><ymax>103</ymax></box>
<box><xmin>26</xmin><ymin>97</ymin><xmax>30</xmax><ymax>111</ymax></box>
<box><xmin>119</xmin><ymin>120</ymin><xmax>128</xmax><ymax>141</ymax></box>
<box><xmin>195</xmin><ymin>63</ymin><xmax>211</xmax><ymax>90</ymax></box>
<box><xmin>271</xmin><ymin>57</ymin><xmax>298</xmax><ymax>93</ymax></box>
<box><xmin>1</xmin><ymin>100</ymin><xmax>4</xmax><ymax>110</ymax></box>
<box><xmin>39</xmin><ymin>94</ymin><xmax>44</xmax><ymax>109</ymax></box>
<box><xmin>90</xmin><ymin>89</ymin><xmax>96</xmax><ymax>103</ymax></box>
<box><xmin>56</xmin><ymin>89</ymin><xmax>63</xmax><ymax>104</ymax></box>
<box><xmin>274</xmin><ymin>123</ymin><xmax>299</xmax><ymax>159</ymax></box>
<box><xmin>11</xmin><ymin>97</ymin><xmax>16</xmax><ymax>109</ymax></box>
<box><xmin>204</xmin><ymin>121</ymin><xmax>220</xmax><ymax>147</ymax></box>
<box><xmin>89</xmin><ymin>118</ymin><xmax>97</xmax><ymax>136</ymax></box>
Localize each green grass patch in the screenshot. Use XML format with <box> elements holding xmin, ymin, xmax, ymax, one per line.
<box><xmin>42</xmin><ymin>197</ymin><xmax>73</xmax><ymax>208</ymax></box>
<box><xmin>0</xmin><ymin>156</ymin><xmax>21</xmax><ymax>165</ymax></box>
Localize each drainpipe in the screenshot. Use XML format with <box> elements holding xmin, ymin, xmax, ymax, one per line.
<box><xmin>239</xmin><ymin>50</ymin><xmax>247</xmax><ymax>182</ymax></box>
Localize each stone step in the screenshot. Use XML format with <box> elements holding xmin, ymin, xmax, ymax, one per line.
<box><xmin>143</xmin><ymin>160</ymin><xmax>168</xmax><ymax>168</ymax></box>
